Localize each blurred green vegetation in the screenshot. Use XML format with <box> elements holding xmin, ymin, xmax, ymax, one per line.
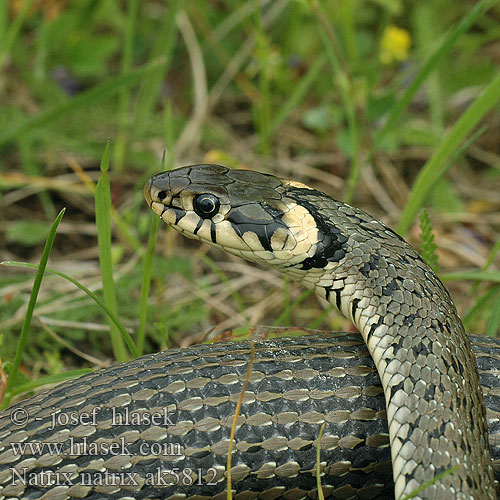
<box><xmin>0</xmin><ymin>0</ymin><xmax>500</xmax><ymax>400</ymax></box>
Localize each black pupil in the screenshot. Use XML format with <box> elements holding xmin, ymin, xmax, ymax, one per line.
<box><xmin>194</xmin><ymin>194</ymin><xmax>219</xmax><ymax>219</ymax></box>
<box><xmin>158</xmin><ymin>191</ymin><xmax>167</xmax><ymax>200</ymax></box>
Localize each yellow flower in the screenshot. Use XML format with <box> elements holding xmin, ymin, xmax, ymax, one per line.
<box><xmin>380</xmin><ymin>25</ymin><xmax>411</xmax><ymax>64</ymax></box>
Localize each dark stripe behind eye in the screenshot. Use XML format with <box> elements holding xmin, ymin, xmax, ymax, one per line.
<box><xmin>334</xmin><ymin>288</ymin><xmax>342</xmax><ymax>310</ymax></box>
<box><xmin>210</xmin><ymin>221</ymin><xmax>217</xmax><ymax>243</ymax></box>
<box><xmin>194</xmin><ymin>218</ymin><xmax>204</xmax><ymax>235</ymax></box>
<box><xmin>175</xmin><ymin>210</ymin><xmax>186</xmax><ymax>225</ymax></box>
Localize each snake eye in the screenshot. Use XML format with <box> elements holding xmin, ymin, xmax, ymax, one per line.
<box><xmin>193</xmin><ymin>193</ymin><xmax>220</xmax><ymax>219</ymax></box>
<box><xmin>158</xmin><ymin>191</ymin><xmax>167</xmax><ymax>201</ymax></box>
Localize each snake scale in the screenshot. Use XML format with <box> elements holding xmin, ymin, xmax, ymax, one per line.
<box><xmin>0</xmin><ymin>164</ymin><xmax>497</xmax><ymax>499</ymax></box>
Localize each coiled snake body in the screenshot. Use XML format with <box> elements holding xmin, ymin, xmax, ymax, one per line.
<box><xmin>0</xmin><ymin>164</ymin><xmax>496</xmax><ymax>499</ymax></box>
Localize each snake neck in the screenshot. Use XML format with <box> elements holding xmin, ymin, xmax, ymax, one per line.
<box><xmin>146</xmin><ymin>168</ymin><xmax>496</xmax><ymax>500</ymax></box>
<box><xmin>282</xmin><ymin>188</ymin><xmax>495</xmax><ymax>499</ymax></box>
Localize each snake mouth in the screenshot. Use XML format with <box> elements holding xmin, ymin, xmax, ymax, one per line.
<box><xmin>151</xmin><ymin>199</ymin><xmax>175</xmax><ymax>219</ymax></box>
<box><xmin>145</xmin><ymin>187</ymin><xmax>188</xmax><ymax>228</ymax></box>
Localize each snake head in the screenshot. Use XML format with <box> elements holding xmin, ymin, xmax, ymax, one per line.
<box><xmin>145</xmin><ymin>164</ymin><xmax>322</xmax><ymax>267</ymax></box>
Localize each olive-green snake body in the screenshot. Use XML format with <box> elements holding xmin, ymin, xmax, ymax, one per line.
<box><xmin>0</xmin><ymin>164</ymin><xmax>496</xmax><ymax>499</ymax></box>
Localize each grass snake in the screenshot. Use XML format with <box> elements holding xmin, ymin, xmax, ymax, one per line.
<box><xmin>0</xmin><ymin>164</ymin><xmax>497</xmax><ymax>499</ymax></box>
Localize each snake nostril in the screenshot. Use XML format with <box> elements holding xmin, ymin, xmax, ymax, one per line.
<box><xmin>158</xmin><ymin>191</ymin><xmax>167</xmax><ymax>201</ymax></box>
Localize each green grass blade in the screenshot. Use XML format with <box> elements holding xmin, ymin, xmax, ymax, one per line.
<box><xmin>338</xmin><ymin>1</ymin><xmax>357</xmax><ymax>63</ymax></box>
<box><xmin>137</xmin><ymin>215</ymin><xmax>160</xmax><ymax>356</ymax></box>
<box><xmin>95</xmin><ymin>142</ymin><xmax>127</xmax><ymax>362</ymax></box>
<box><xmin>371</xmin><ymin>0</ymin><xmax>498</xmax><ymax>154</ymax></box>
<box><xmin>316</xmin><ymin>422</ymin><xmax>326</xmax><ymax>500</ymax></box>
<box><xmin>419</xmin><ymin>209</ymin><xmax>439</xmax><ymax>273</ymax></box>
<box><xmin>486</xmin><ymin>288</ymin><xmax>500</xmax><ymax>337</ymax></box>
<box><xmin>114</xmin><ymin>0</ymin><xmax>140</xmax><ymax>173</ymax></box>
<box><xmin>135</xmin><ymin>0</ymin><xmax>181</xmax><ymax>135</ymax></box>
<box><xmin>137</xmin><ymin>102</ymin><xmax>175</xmax><ymax>354</ymax></box>
<box><xmin>401</xmin><ymin>467</ymin><xmax>458</xmax><ymax>500</ymax></box>
<box><xmin>8</xmin><ymin>369</ymin><xmax>94</xmax><ymax>399</ymax></box>
<box><xmin>414</xmin><ymin>4</ymin><xmax>444</xmax><ymax>130</ymax></box>
<box><xmin>1</xmin><ymin>261</ymin><xmax>138</xmax><ymax>358</ymax></box>
<box><xmin>164</xmin><ymin>99</ymin><xmax>175</xmax><ymax>170</ymax></box>
<box><xmin>462</xmin><ymin>286</ymin><xmax>497</xmax><ymax>329</ymax></box>
<box><xmin>0</xmin><ymin>0</ymin><xmax>35</xmax><ymax>69</ymax></box>
<box><xmin>253</xmin><ymin>4</ymin><xmax>272</xmax><ymax>155</ymax></box>
<box><xmin>442</xmin><ymin>270</ymin><xmax>500</xmax><ymax>283</ymax></box>
<box><xmin>313</xmin><ymin>1</ymin><xmax>360</xmax><ymax>202</ymax></box>
<box><xmin>397</xmin><ymin>73</ymin><xmax>500</xmax><ymax>235</ymax></box>
<box><xmin>485</xmin><ymin>237</ymin><xmax>500</xmax><ymax>271</ymax></box>
<box><xmin>0</xmin><ymin>57</ymin><xmax>167</xmax><ymax>147</ymax></box>
<box><xmin>0</xmin><ymin>1</ymin><xmax>8</xmax><ymax>43</ymax></box>
<box><xmin>1</xmin><ymin>208</ymin><xmax>65</xmax><ymax>410</ymax></box>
